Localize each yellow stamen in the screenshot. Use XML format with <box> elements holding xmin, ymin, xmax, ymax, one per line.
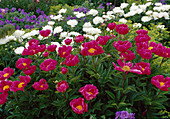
<box><xmin>63</xmin><ymin>52</ymin><xmax>66</xmax><ymax>55</ymax></box>
<box><xmin>3</xmin><ymin>85</ymin><xmax>10</xmax><ymax>90</ymax></box>
<box><xmin>18</xmin><ymin>82</ymin><xmax>24</xmax><ymax>88</ymax></box>
<box><xmin>142</xmin><ymin>68</ymin><xmax>145</xmax><ymax>71</ymax></box>
<box><xmin>148</xmin><ymin>47</ymin><xmax>153</xmax><ymax>50</ymax></box>
<box><xmin>33</xmin><ymin>50</ymin><xmax>35</xmax><ymax>53</ymax></box>
<box><xmin>88</xmin><ymin>48</ymin><xmax>95</xmax><ymax>53</ymax></box>
<box><xmin>3</xmin><ymin>73</ymin><xmax>9</xmax><ymax>77</ymax></box>
<box><xmin>76</xmin><ymin>105</ymin><xmax>83</xmax><ymax>111</ymax></box>
<box><xmin>40</xmin><ymin>85</ymin><xmax>43</xmax><ymax>88</ymax></box>
<box><xmin>88</xmin><ymin>92</ymin><xmax>93</xmax><ymax>95</ymax></box>
<box><xmin>122</xmin><ymin>66</ymin><xmax>130</xmax><ymax>71</ymax></box>
<box><xmin>160</xmin><ymin>82</ymin><xmax>165</xmax><ymax>87</ymax></box>
<box><xmin>22</xmin><ymin>63</ymin><xmax>27</xmax><ymax>66</ymax></box>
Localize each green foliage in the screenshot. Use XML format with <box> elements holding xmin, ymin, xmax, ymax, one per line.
<box><xmin>0</xmin><ymin>24</ymin><xmax>15</xmax><ymax>39</ymax></box>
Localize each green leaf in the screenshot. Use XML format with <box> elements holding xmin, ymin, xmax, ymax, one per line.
<box><xmin>105</xmin><ymin>90</ymin><xmax>115</xmax><ymax>100</ymax></box>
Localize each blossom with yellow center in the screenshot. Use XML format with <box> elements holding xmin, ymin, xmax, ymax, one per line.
<box><xmin>122</xmin><ymin>66</ymin><xmax>130</xmax><ymax>71</ymax></box>
<box><xmin>88</xmin><ymin>48</ymin><xmax>95</xmax><ymax>53</ymax></box>
<box><xmin>3</xmin><ymin>85</ymin><xmax>10</xmax><ymax>90</ymax></box>
<box><xmin>148</xmin><ymin>47</ymin><xmax>153</xmax><ymax>51</ymax></box>
<box><xmin>88</xmin><ymin>92</ymin><xmax>93</xmax><ymax>95</ymax></box>
<box><xmin>142</xmin><ymin>68</ymin><xmax>145</xmax><ymax>71</ymax></box>
<box><xmin>160</xmin><ymin>82</ymin><xmax>165</xmax><ymax>87</ymax></box>
<box><xmin>3</xmin><ymin>73</ymin><xmax>9</xmax><ymax>77</ymax></box>
<box><xmin>18</xmin><ymin>82</ymin><xmax>24</xmax><ymax>88</ymax></box>
<box><xmin>22</xmin><ymin>63</ymin><xmax>27</xmax><ymax>66</ymax></box>
<box><xmin>40</xmin><ymin>85</ymin><xmax>43</xmax><ymax>88</ymax></box>
<box><xmin>76</xmin><ymin>105</ymin><xmax>83</xmax><ymax>111</ymax></box>
<box><xmin>63</xmin><ymin>52</ymin><xmax>66</xmax><ymax>55</ymax></box>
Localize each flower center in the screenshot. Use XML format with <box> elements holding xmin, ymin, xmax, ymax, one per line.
<box><xmin>148</xmin><ymin>47</ymin><xmax>153</xmax><ymax>50</ymax></box>
<box><xmin>22</xmin><ymin>63</ymin><xmax>27</xmax><ymax>66</ymax></box>
<box><xmin>3</xmin><ymin>73</ymin><xmax>9</xmax><ymax>77</ymax></box>
<box><xmin>160</xmin><ymin>82</ymin><xmax>165</xmax><ymax>87</ymax></box>
<box><xmin>142</xmin><ymin>68</ymin><xmax>145</xmax><ymax>71</ymax></box>
<box><xmin>3</xmin><ymin>85</ymin><xmax>10</xmax><ymax>90</ymax></box>
<box><xmin>18</xmin><ymin>82</ymin><xmax>24</xmax><ymax>88</ymax></box>
<box><xmin>88</xmin><ymin>48</ymin><xmax>95</xmax><ymax>53</ymax></box>
<box><xmin>76</xmin><ymin>105</ymin><xmax>83</xmax><ymax>111</ymax></box>
<box><xmin>88</xmin><ymin>92</ymin><xmax>93</xmax><ymax>95</ymax></box>
<box><xmin>122</xmin><ymin>66</ymin><xmax>130</xmax><ymax>71</ymax></box>
<box><xmin>40</xmin><ymin>85</ymin><xmax>43</xmax><ymax>88</ymax></box>
<box><xmin>63</xmin><ymin>52</ymin><xmax>66</xmax><ymax>55</ymax></box>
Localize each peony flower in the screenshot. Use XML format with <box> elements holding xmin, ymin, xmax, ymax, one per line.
<box><xmin>53</xmin><ymin>26</ymin><xmax>63</xmax><ymax>34</ymax></box>
<box><xmin>120</xmin><ymin>50</ymin><xmax>135</xmax><ymax>61</ymax></box>
<box><xmin>23</xmin><ymin>65</ymin><xmax>36</xmax><ymax>75</ymax></box>
<box><xmin>40</xmin><ymin>58</ymin><xmax>57</xmax><ymax>71</ymax></box>
<box><xmin>0</xmin><ymin>93</ymin><xmax>8</xmax><ymax>105</ymax></box>
<box><xmin>16</xmin><ymin>58</ymin><xmax>32</xmax><ymax>70</ymax></box>
<box><xmin>0</xmin><ymin>80</ymin><xmax>12</xmax><ymax>93</ymax></box>
<box><xmin>58</xmin><ymin>45</ymin><xmax>73</xmax><ymax>58</ymax></box>
<box><xmin>113</xmin><ymin>40</ymin><xmax>131</xmax><ymax>53</ymax></box>
<box><xmin>87</xmin><ymin>9</ymin><xmax>98</xmax><ymax>16</ymax></box>
<box><xmin>67</xmin><ymin>20</ymin><xmax>78</xmax><ymax>27</ymax></box>
<box><xmin>39</xmin><ymin>29</ymin><xmax>51</xmax><ymax>37</ymax></box>
<box><xmin>96</xmin><ymin>35</ymin><xmax>111</xmax><ymax>45</ymax></box>
<box><xmin>107</xmin><ymin>22</ymin><xmax>116</xmax><ymax>30</ymax></box>
<box><xmin>119</xmin><ymin>18</ymin><xmax>127</xmax><ymax>24</ymax></box>
<box><xmin>70</xmin><ymin>98</ymin><xmax>88</xmax><ymax>114</ymax></box>
<box><xmin>64</xmin><ymin>38</ymin><xmax>72</xmax><ymax>45</ymax></box>
<box><xmin>93</xmin><ymin>16</ymin><xmax>104</xmax><ymax>25</ymax></box>
<box><xmin>14</xmin><ymin>46</ymin><xmax>25</xmax><ymax>54</ymax></box>
<box><xmin>61</xmin><ymin>67</ymin><xmax>68</xmax><ymax>74</ymax></box>
<box><xmin>133</xmin><ymin>23</ymin><xmax>142</xmax><ymax>28</ymax></box>
<box><xmin>43</xmin><ymin>52</ymin><xmax>49</xmax><ymax>57</ymax></box>
<box><xmin>47</xmin><ymin>44</ymin><xmax>57</xmax><ymax>52</ymax></box>
<box><xmin>113</xmin><ymin>59</ymin><xmax>142</xmax><ymax>75</ymax></box>
<box><xmin>32</xmin><ymin>79</ymin><xmax>48</xmax><ymax>91</ymax></box>
<box><xmin>137</xmin><ymin>49</ymin><xmax>152</xmax><ymax>59</ymax></box>
<box><xmin>65</xmin><ymin>54</ymin><xmax>79</xmax><ymax>66</ymax></box>
<box><xmin>0</xmin><ymin>67</ymin><xmax>14</xmax><ymax>81</ymax></box>
<box><xmin>136</xmin><ymin>29</ymin><xmax>148</xmax><ymax>35</ymax></box>
<box><xmin>79</xmin><ymin>84</ymin><xmax>99</xmax><ymax>101</ymax></box>
<box><xmin>141</xmin><ymin>16</ymin><xmax>152</xmax><ymax>22</ymax></box>
<box><xmin>151</xmin><ymin>75</ymin><xmax>170</xmax><ymax>91</ymax></box>
<box><xmin>56</xmin><ymin>80</ymin><xmax>69</xmax><ymax>92</ymax></box>
<box><xmin>133</xmin><ymin>62</ymin><xmax>151</xmax><ymax>75</ymax></box>
<box><xmin>58</xmin><ymin>9</ymin><xmax>67</xmax><ymax>14</ymax></box>
<box><xmin>115</xmin><ymin>24</ymin><xmax>130</xmax><ymax>35</ymax></box>
<box><xmin>135</xmin><ymin>34</ymin><xmax>151</xmax><ymax>43</ymax></box>
<box><xmin>75</xmin><ymin>35</ymin><xmax>85</xmax><ymax>43</ymax></box>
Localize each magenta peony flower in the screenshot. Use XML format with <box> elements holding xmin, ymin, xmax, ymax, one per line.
<box><xmin>75</xmin><ymin>35</ymin><xmax>85</xmax><ymax>43</ymax></box>
<box><xmin>16</xmin><ymin>58</ymin><xmax>32</xmax><ymax>70</ymax></box>
<box><xmin>79</xmin><ymin>84</ymin><xmax>99</xmax><ymax>101</ymax></box>
<box><xmin>28</xmin><ymin>39</ymin><xmax>39</xmax><ymax>46</ymax></box>
<box><xmin>43</xmin><ymin>52</ymin><xmax>49</xmax><ymax>57</ymax></box>
<box><xmin>0</xmin><ymin>93</ymin><xmax>8</xmax><ymax>105</ymax></box>
<box><xmin>23</xmin><ymin>65</ymin><xmax>36</xmax><ymax>75</ymax></box>
<box><xmin>32</xmin><ymin>79</ymin><xmax>48</xmax><ymax>91</ymax></box>
<box><xmin>40</xmin><ymin>58</ymin><xmax>57</xmax><ymax>71</ymax></box>
<box><xmin>115</xmin><ymin>24</ymin><xmax>130</xmax><ymax>35</ymax></box>
<box><xmin>65</xmin><ymin>54</ymin><xmax>79</xmax><ymax>66</ymax></box>
<box><xmin>64</xmin><ymin>38</ymin><xmax>72</xmax><ymax>45</ymax></box>
<box><xmin>133</xmin><ymin>62</ymin><xmax>151</xmax><ymax>75</ymax></box>
<box><xmin>138</xmin><ymin>49</ymin><xmax>152</xmax><ymax>59</ymax></box>
<box><xmin>70</xmin><ymin>98</ymin><xmax>88</xmax><ymax>114</ymax></box>
<box><xmin>39</xmin><ymin>44</ymin><xmax>46</xmax><ymax>52</ymax></box>
<box><xmin>0</xmin><ymin>67</ymin><xmax>14</xmax><ymax>81</ymax></box>
<box><xmin>135</xmin><ymin>34</ymin><xmax>151</xmax><ymax>43</ymax></box>
<box><xmin>58</xmin><ymin>45</ymin><xmax>73</xmax><ymax>58</ymax></box>
<box><xmin>56</xmin><ymin>80</ymin><xmax>69</xmax><ymax>92</ymax></box>
<box><xmin>120</xmin><ymin>50</ymin><xmax>135</xmax><ymax>61</ymax></box>
<box><xmin>39</xmin><ymin>29</ymin><xmax>51</xmax><ymax>37</ymax></box>
<box><xmin>47</xmin><ymin>44</ymin><xmax>57</xmax><ymax>52</ymax></box>
<box><xmin>61</xmin><ymin>67</ymin><xmax>68</xmax><ymax>74</ymax></box>
<box><xmin>113</xmin><ymin>40</ymin><xmax>131</xmax><ymax>53</ymax></box>
<box><xmin>107</xmin><ymin>22</ymin><xmax>116</xmax><ymax>30</ymax></box>
<box><xmin>136</xmin><ymin>29</ymin><xmax>148</xmax><ymax>35</ymax></box>
<box><xmin>96</xmin><ymin>35</ymin><xmax>111</xmax><ymax>45</ymax></box>
<box><xmin>151</xmin><ymin>75</ymin><xmax>170</xmax><ymax>91</ymax></box>
<box><xmin>0</xmin><ymin>80</ymin><xmax>12</xmax><ymax>93</ymax></box>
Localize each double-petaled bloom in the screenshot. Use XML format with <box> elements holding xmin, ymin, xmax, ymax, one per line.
<box><xmin>151</xmin><ymin>75</ymin><xmax>170</xmax><ymax>91</ymax></box>
<box><xmin>61</xmin><ymin>67</ymin><xmax>68</xmax><ymax>74</ymax></box>
<box><xmin>113</xmin><ymin>40</ymin><xmax>131</xmax><ymax>53</ymax></box>
<box><xmin>75</xmin><ymin>35</ymin><xmax>85</xmax><ymax>43</ymax></box>
<box><xmin>120</xmin><ymin>50</ymin><xmax>135</xmax><ymax>61</ymax></box>
<box><xmin>112</xmin><ymin>59</ymin><xmax>142</xmax><ymax>75</ymax></box>
<box><xmin>65</xmin><ymin>54</ymin><xmax>79</xmax><ymax>66</ymax></box>
<box><xmin>0</xmin><ymin>93</ymin><xmax>8</xmax><ymax>105</ymax></box>
<box><xmin>115</xmin><ymin>24</ymin><xmax>130</xmax><ymax>35</ymax></box>
<box><xmin>56</xmin><ymin>80</ymin><xmax>69</xmax><ymax>92</ymax></box>
<box><xmin>135</xmin><ymin>34</ymin><xmax>151</xmax><ymax>43</ymax></box>
<box><xmin>0</xmin><ymin>67</ymin><xmax>14</xmax><ymax>81</ymax></box>
<box><xmin>32</xmin><ymin>79</ymin><xmax>49</xmax><ymax>91</ymax></box>
<box><xmin>79</xmin><ymin>84</ymin><xmax>99</xmax><ymax>101</ymax></box>
<box><xmin>136</xmin><ymin>29</ymin><xmax>148</xmax><ymax>35</ymax></box>
<box><xmin>81</xmin><ymin>40</ymin><xmax>104</xmax><ymax>56</ymax></box>
<box><xmin>133</xmin><ymin>62</ymin><xmax>151</xmax><ymax>75</ymax></box>
<box><xmin>64</xmin><ymin>38</ymin><xmax>72</xmax><ymax>45</ymax></box>
<box><xmin>39</xmin><ymin>29</ymin><xmax>51</xmax><ymax>37</ymax></box>
<box><xmin>107</xmin><ymin>22</ymin><xmax>116</xmax><ymax>30</ymax></box>
<box><xmin>16</xmin><ymin>58</ymin><xmax>32</xmax><ymax>70</ymax></box>
<box><xmin>40</xmin><ymin>58</ymin><xmax>57</xmax><ymax>71</ymax></box>
<box><xmin>58</xmin><ymin>45</ymin><xmax>73</xmax><ymax>58</ymax></box>
<box><xmin>23</xmin><ymin>65</ymin><xmax>36</xmax><ymax>75</ymax></box>
<box><xmin>70</xmin><ymin>98</ymin><xmax>88</xmax><ymax>114</ymax></box>
<box><xmin>0</xmin><ymin>80</ymin><xmax>12</xmax><ymax>93</ymax></box>
<box><xmin>96</xmin><ymin>35</ymin><xmax>111</xmax><ymax>45</ymax></box>
<box><xmin>47</xmin><ymin>44</ymin><xmax>57</xmax><ymax>52</ymax></box>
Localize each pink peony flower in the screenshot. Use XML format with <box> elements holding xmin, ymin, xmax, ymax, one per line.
<box><xmin>79</xmin><ymin>84</ymin><xmax>99</xmax><ymax>101</ymax></box>
<box><xmin>39</xmin><ymin>29</ymin><xmax>51</xmax><ymax>37</ymax></box>
<box><xmin>112</xmin><ymin>59</ymin><xmax>142</xmax><ymax>75</ymax></box>
<box><xmin>58</xmin><ymin>45</ymin><xmax>73</xmax><ymax>58</ymax></box>
<box><xmin>64</xmin><ymin>38</ymin><xmax>72</xmax><ymax>45</ymax></box>
<box><xmin>107</xmin><ymin>22</ymin><xmax>116</xmax><ymax>30</ymax></box>
<box><xmin>136</xmin><ymin>29</ymin><xmax>148</xmax><ymax>35</ymax></box>
<box><xmin>0</xmin><ymin>80</ymin><xmax>12</xmax><ymax>93</ymax></box>
<box><xmin>70</xmin><ymin>98</ymin><xmax>88</xmax><ymax>114</ymax></box>
<box><xmin>133</xmin><ymin>62</ymin><xmax>151</xmax><ymax>75</ymax></box>
<box><xmin>40</xmin><ymin>58</ymin><xmax>57</xmax><ymax>71</ymax></box>
<box><xmin>120</xmin><ymin>50</ymin><xmax>135</xmax><ymax>61</ymax></box>
<box><xmin>135</xmin><ymin>34</ymin><xmax>151</xmax><ymax>43</ymax></box>
<box><xmin>43</xmin><ymin>52</ymin><xmax>49</xmax><ymax>57</ymax></box>
<box><xmin>115</xmin><ymin>24</ymin><xmax>130</xmax><ymax>35</ymax></box>
<box><xmin>138</xmin><ymin>49</ymin><xmax>152</xmax><ymax>59</ymax></box>
<box><xmin>75</xmin><ymin>35</ymin><xmax>85</xmax><ymax>43</ymax></box>
<box><xmin>0</xmin><ymin>93</ymin><xmax>8</xmax><ymax>105</ymax></box>
<box><xmin>39</xmin><ymin>44</ymin><xmax>46</xmax><ymax>52</ymax></box>
<box><xmin>28</xmin><ymin>39</ymin><xmax>39</xmax><ymax>46</ymax></box>
<box><xmin>47</xmin><ymin>44</ymin><xmax>57</xmax><ymax>52</ymax></box>
<box><xmin>56</xmin><ymin>80</ymin><xmax>69</xmax><ymax>92</ymax></box>
<box><xmin>32</xmin><ymin>79</ymin><xmax>48</xmax><ymax>91</ymax></box>
<box><xmin>151</xmin><ymin>75</ymin><xmax>170</xmax><ymax>91</ymax></box>
<box><xmin>16</xmin><ymin>58</ymin><xmax>32</xmax><ymax>70</ymax></box>
<box><xmin>61</xmin><ymin>67</ymin><xmax>68</xmax><ymax>74</ymax></box>
<box><xmin>113</xmin><ymin>40</ymin><xmax>131</xmax><ymax>53</ymax></box>
<box><xmin>23</xmin><ymin>65</ymin><xmax>36</xmax><ymax>75</ymax></box>
<box><xmin>0</xmin><ymin>67</ymin><xmax>14</xmax><ymax>81</ymax></box>
<box><xmin>96</xmin><ymin>35</ymin><xmax>111</xmax><ymax>45</ymax></box>
<box><xmin>65</xmin><ymin>54</ymin><xmax>79</xmax><ymax>66</ymax></box>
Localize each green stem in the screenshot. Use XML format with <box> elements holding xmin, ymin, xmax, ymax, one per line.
<box><xmin>24</xmin><ymin>89</ymin><xmax>30</xmax><ymax>97</ymax></box>
<box><xmin>155</xmin><ymin>91</ymin><xmax>161</xmax><ymax>100</ymax></box>
<box><xmin>63</xmin><ymin>92</ymin><xmax>67</xmax><ymax>100</ymax></box>
<box><xmin>122</xmin><ymin>73</ymin><xmax>126</xmax><ymax>88</ymax></box>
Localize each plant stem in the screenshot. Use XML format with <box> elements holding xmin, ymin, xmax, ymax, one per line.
<box><xmin>122</xmin><ymin>73</ymin><xmax>126</xmax><ymax>88</ymax></box>
<box><xmin>155</xmin><ymin>91</ymin><xmax>161</xmax><ymax>100</ymax></box>
<box><xmin>63</xmin><ymin>92</ymin><xmax>67</xmax><ymax>100</ymax></box>
<box><xmin>24</xmin><ymin>89</ymin><xmax>30</xmax><ymax>97</ymax></box>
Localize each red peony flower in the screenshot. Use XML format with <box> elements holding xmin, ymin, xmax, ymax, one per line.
<box><xmin>135</xmin><ymin>34</ymin><xmax>151</xmax><ymax>43</ymax></box>
<box><xmin>39</xmin><ymin>29</ymin><xmax>51</xmax><ymax>37</ymax></box>
<box><xmin>61</xmin><ymin>67</ymin><xmax>68</xmax><ymax>74</ymax></box>
<box><xmin>64</xmin><ymin>38</ymin><xmax>72</xmax><ymax>45</ymax></box>
<box><xmin>79</xmin><ymin>84</ymin><xmax>99</xmax><ymax>101</ymax></box>
<box><xmin>96</xmin><ymin>35</ymin><xmax>111</xmax><ymax>45</ymax></box>
<box><xmin>23</xmin><ymin>65</ymin><xmax>36</xmax><ymax>75</ymax></box>
<box><xmin>151</xmin><ymin>75</ymin><xmax>170</xmax><ymax>91</ymax></box>
<box><xmin>137</xmin><ymin>49</ymin><xmax>152</xmax><ymax>59</ymax></box>
<box><xmin>39</xmin><ymin>44</ymin><xmax>46</xmax><ymax>52</ymax></box>
<box><xmin>16</xmin><ymin>58</ymin><xmax>32</xmax><ymax>70</ymax></box>
<box><xmin>47</xmin><ymin>44</ymin><xmax>57</xmax><ymax>52</ymax></box>
<box><xmin>28</xmin><ymin>39</ymin><xmax>39</xmax><ymax>46</ymax></box>
<box><xmin>113</xmin><ymin>40</ymin><xmax>131</xmax><ymax>53</ymax></box>
<box><xmin>40</xmin><ymin>58</ymin><xmax>57</xmax><ymax>71</ymax></box>
<box><xmin>75</xmin><ymin>35</ymin><xmax>85</xmax><ymax>43</ymax></box>
<box><xmin>107</xmin><ymin>22</ymin><xmax>116</xmax><ymax>30</ymax></box>
<box><xmin>58</xmin><ymin>45</ymin><xmax>73</xmax><ymax>58</ymax></box>
<box><xmin>133</xmin><ymin>62</ymin><xmax>151</xmax><ymax>75</ymax></box>
<box><xmin>120</xmin><ymin>50</ymin><xmax>135</xmax><ymax>61</ymax></box>
<box><xmin>115</xmin><ymin>24</ymin><xmax>130</xmax><ymax>35</ymax></box>
<box><xmin>32</xmin><ymin>79</ymin><xmax>48</xmax><ymax>91</ymax></box>
<box><xmin>43</xmin><ymin>52</ymin><xmax>49</xmax><ymax>57</ymax></box>
<box><xmin>113</xmin><ymin>59</ymin><xmax>142</xmax><ymax>75</ymax></box>
<box><xmin>136</xmin><ymin>29</ymin><xmax>148</xmax><ymax>35</ymax></box>
<box><xmin>65</xmin><ymin>54</ymin><xmax>79</xmax><ymax>66</ymax></box>
<box><xmin>70</xmin><ymin>98</ymin><xmax>88</xmax><ymax>114</ymax></box>
<box><xmin>0</xmin><ymin>67</ymin><xmax>14</xmax><ymax>81</ymax></box>
<box><xmin>0</xmin><ymin>80</ymin><xmax>12</xmax><ymax>93</ymax></box>
<box><xmin>56</xmin><ymin>80</ymin><xmax>69</xmax><ymax>92</ymax></box>
<box><xmin>0</xmin><ymin>93</ymin><xmax>8</xmax><ymax>105</ymax></box>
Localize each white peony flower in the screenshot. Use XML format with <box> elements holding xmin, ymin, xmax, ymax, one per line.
<box><xmin>130</xmin><ymin>5</ymin><xmax>139</xmax><ymax>11</ymax></box>
<box><xmin>124</xmin><ymin>11</ymin><xmax>137</xmax><ymax>17</ymax></box>
<box><xmin>13</xmin><ymin>30</ymin><xmax>25</xmax><ymax>39</ymax></box>
<box><xmin>138</xmin><ymin>5</ymin><xmax>147</xmax><ymax>11</ymax></box>
<box><xmin>155</xmin><ymin>3</ymin><xmax>162</xmax><ymax>6</ymax></box>
<box><xmin>153</xmin><ymin>12</ymin><xmax>163</xmax><ymax>20</ymax></box>
<box><xmin>83</xmin><ymin>34</ymin><xmax>95</xmax><ymax>40</ymax></box>
<box><xmin>48</xmin><ymin>21</ymin><xmax>55</xmax><ymax>26</ymax></box>
<box><xmin>83</xmin><ymin>22</ymin><xmax>93</xmax><ymax>28</ymax></box>
<box><xmin>87</xmin><ymin>9</ymin><xmax>98</xmax><ymax>16</ymax></box>
<box><xmin>14</xmin><ymin>46</ymin><xmax>24</xmax><ymax>54</ymax></box>
<box><xmin>75</xmin><ymin>12</ymin><xmax>85</xmax><ymax>18</ymax></box>
<box><xmin>133</xmin><ymin>23</ymin><xmax>142</xmax><ymax>28</ymax></box>
<box><xmin>156</xmin><ymin>24</ymin><xmax>165</xmax><ymax>30</ymax></box>
<box><xmin>58</xmin><ymin>9</ymin><xmax>67</xmax><ymax>14</ymax></box>
<box><xmin>119</xmin><ymin>18</ymin><xmax>127</xmax><ymax>23</ymax></box>
<box><xmin>163</xmin><ymin>5</ymin><xmax>170</xmax><ymax>11</ymax></box>
<box><xmin>59</xmin><ymin>32</ymin><xmax>68</xmax><ymax>39</ymax></box>
<box><xmin>145</xmin><ymin>2</ymin><xmax>152</xmax><ymax>7</ymax></box>
<box><xmin>161</xmin><ymin>12</ymin><xmax>169</xmax><ymax>19</ymax></box>
<box><xmin>51</xmin><ymin>14</ymin><xmax>63</xmax><ymax>21</ymax></box>
<box><xmin>120</xmin><ymin>3</ymin><xmax>129</xmax><ymax>9</ymax></box>
<box><xmin>67</xmin><ymin>19</ymin><xmax>78</xmax><ymax>27</ymax></box>
<box><xmin>137</xmin><ymin>9</ymin><xmax>143</xmax><ymax>14</ymax></box>
<box><xmin>53</xmin><ymin>26</ymin><xmax>63</xmax><ymax>34</ymax></box>
<box><xmin>107</xmin><ymin>11</ymin><xmax>114</xmax><ymax>15</ymax></box>
<box><xmin>145</xmin><ymin>10</ymin><xmax>153</xmax><ymax>15</ymax></box>
<box><xmin>113</xmin><ymin>7</ymin><xmax>124</xmax><ymax>16</ymax></box>
<box><xmin>68</xmin><ymin>32</ymin><xmax>80</xmax><ymax>36</ymax></box>
<box><xmin>141</xmin><ymin>16</ymin><xmax>152</xmax><ymax>22</ymax></box>
<box><xmin>93</xmin><ymin>16</ymin><xmax>104</xmax><ymax>25</ymax></box>
<box><xmin>83</xmin><ymin>28</ymin><xmax>101</xmax><ymax>35</ymax></box>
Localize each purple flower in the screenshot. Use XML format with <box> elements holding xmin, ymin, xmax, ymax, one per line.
<box><xmin>120</xmin><ymin>111</ymin><xmax>129</xmax><ymax>119</ymax></box>
<box><xmin>14</xmin><ymin>16</ymin><xmax>19</xmax><ymax>21</ymax></box>
<box><xmin>16</xmin><ymin>25</ymin><xmax>20</xmax><ymax>30</ymax></box>
<box><xmin>128</xmin><ymin>113</ymin><xmax>135</xmax><ymax>119</ymax></box>
<box><xmin>24</xmin><ymin>25</ymin><xmax>30</xmax><ymax>29</ymax></box>
<box><xmin>5</xmin><ymin>19</ymin><xmax>10</xmax><ymax>24</ymax></box>
<box><xmin>36</xmin><ymin>8</ymin><xmax>41</xmax><ymax>14</ymax></box>
<box><xmin>0</xmin><ymin>14</ymin><xmax>3</xmax><ymax>19</ymax></box>
<box><xmin>11</xmin><ymin>7</ymin><xmax>16</xmax><ymax>12</ymax></box>
<box><xmin>18</xmin><ymin>8</ymin><xmax>21</xmax><ymax>12</ymax></box>
<box><xmin>0</xmin><ymin>20</ymin><xmax>5</xmax><ymax>26</ymax></box>
<box><xmin>106</xmin><ymin>3</ymin><xmax>111</xmax><ymax>6</ymax></box>
<box><xmin>115</xmin><ymin>111</ymin><xmax>121</xmax><ymax>119</ymax></box>
<box><xmin>41</xmin><ymin>11</ymin><xmax>44</xmax><ymax>14</ymax></box>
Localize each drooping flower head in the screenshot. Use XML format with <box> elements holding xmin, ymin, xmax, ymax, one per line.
<box><xmin>32</xmin><ymin>79</ymin><xmax>49</xmax><ymax>91</ymax></box>
<box><xmin>0</xmin><ymin>67</ymin><xmax>14</xmax><ymax>81</ymax></box>
<box><xmin>16</xmin><ymin>58</ymin><xmax>32</xmax><ymax>70</ymax></box>
<box><xmin>64</xmin><ymin>38</ymin><xmax>72</xmax><ymax>45</ymax></box>
<box><xmin>40</xmin><ymin>58</ymin><xmax>57</xmax><ymax>71</ymax></box>
<box><xmin>43</xmin><ymin>52</ymin><xmax>49</xmax><ymax>57</ymax></box>
<box><xmin>56</xmin><ymin>80</ymin><xmax>69</xmax><ymax>92</ymax></box>
<box><xmin>65</xmin><ymin>54</ymin><xmax>79</xmax><ymax>66</ymax></box>
<box><xmin>70</xmin><ymin>98</ymin><xmax>88</xmax><ymax>114</ymax></box>
<box><xmin>79</xmin><ymin>84</ymin><xmax>99</xmax><ymax>101</ymax></box>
